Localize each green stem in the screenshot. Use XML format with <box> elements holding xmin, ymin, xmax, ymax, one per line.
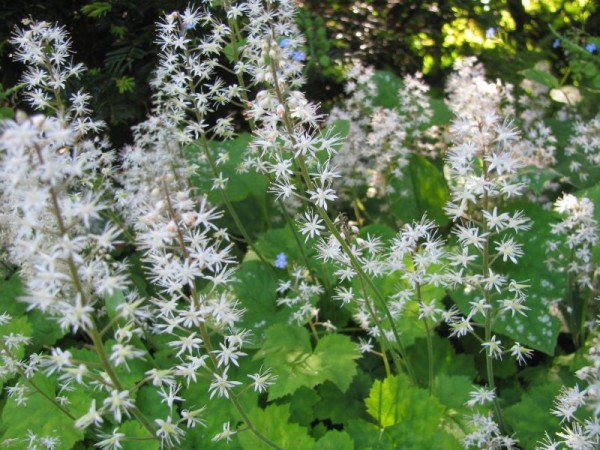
<box><xmin>218</xmin><ymin>14</ymin><xmax>326</xmax><ymax>289</ymax></box>
<box><xmin>481</xmin><ymin>156</ymin><xmax>506</xmax><ymax>432</ymax></box>
<box><xmin>415</xmin><ymin>282</ymin><xmax>434</xmax><ymax>394</ymax></box>
<box><xmin>378</xmin><ymin>342</ymin><xmax>392</xmax><ymax>378</ymax></box>
<box><xmin>308</xmin><ymin>320</ymin><xmax>320</xmax><ymax>343</ymax></box>
<box><xmin>89</xmin><ymin>327</ymin><xmax>157</xmax><ymax>436</ymax></box>
<box><xmin>580</xmin><ymin>289</ymin><xmax>590</xmax><ymax>347</ymax></box>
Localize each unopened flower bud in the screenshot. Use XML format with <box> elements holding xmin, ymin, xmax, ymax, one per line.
<box><xmin>166</xmin><ymin>220</ymin><xmax>177</xmax><ymax>233</ymax></box>
<box><xmin>276</xmin><ymin>104</ymin><xmax>285</xmax><ymax>117</ymax></box>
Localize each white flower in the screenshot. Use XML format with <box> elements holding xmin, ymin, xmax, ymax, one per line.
<box><xmin>94</xmin><ymin>428</ymin><xmax>125</xmax><ymax>450</ymax></box>
<box><xmin>509</xmin><ymin>342</ymin><xmax>533</xmax><ymax>366</ymax></box>
<box><xmin>209</xmin><ymin>368</ymin><xmax>242</xmax><ymax>399</ymax></box>
<box><xmin>247</xmin><ymin>367</ymin><xmax>277</xmax><ymax>393</ymax></box>
<box><xmin>481</xmin><ymin>335</ymin><xmax>503</xmax><ymax>359</ymax></box>
<box><xmin>306</xmin><ymin>185</ymin><xmax>338</xmax><ymax>211</ymax></box>
<box><xmin>155</xmin><ymin>416</ymin><xmax>185</xmax><ymax>448</ymax></box>
<box><xmin>466</xmin><ymin>386</ymin><xmax>496</xmax><ymax>406</ymax></box>
<box><xmin>75</xmin><ymin>399</ymin><xmax>103</xmax><ymax>429</ymax></box>
<box><xmin>102</xmin><ymin>390</ymin><xmax>134</xmax><ymax>423</ymax></box>
<box><xmin>298</xmin><ymin>210</ymin><xmax>325</xmax><ymax>241</ymax></box>
<box><xmin>212</xmin><ymin>421</ymin><xmax>236</xmax><ymax>443</ymax></box>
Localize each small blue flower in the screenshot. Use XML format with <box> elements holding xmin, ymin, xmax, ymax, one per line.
<box><xmin>279</xmin><ymin>39</ymin><xmax>292</xmax><ymax>49</ymax></box>
<box><xmin>274</xmin><ymin>253</ymin><xmax>287</xmax><ymax>269</ymax></box>
<box><xmin>585</xmin><ymin>42</ymin><xmax>597</xmax><ymax>53</ymax></box>
<box><xmin>552</xmin><ymin>39</ymin><xmax>560</xmax><ymax>49</ymax></box>
<box><xmin>486</xmin><ymin>27</ymin><xmax>496</xmax><ymax>39</ymax></box>
<box><xmin>291</xmin><ymin>51</ymin><xmax>305</xmax><ymax>61</ymax></box>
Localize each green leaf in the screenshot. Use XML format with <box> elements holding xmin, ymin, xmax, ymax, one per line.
<box><xmin>429</xmin><ymin>98</ymin><xmax>453</xmax><ymax>126</ymax></box>
<box><xmin>0</xmin><ymin>106</ymin><xmax>14</xmax><ymax>120</ymax></box>
<box><xmin>28</xmin><ymin>310</ymin><xmax>65</xmax><ymax>348</ymax></box>
<box><xmin>254</xmin><ymin>225</ymin><xmax>336</xmax><ymax>289</ymax></box>
<box><xmin>0</xmin><ymin>316</ymin><xmax>32</xmax><ymax>389</ymax></box>
<box><xmin>505</xmin><ymin>383</ymin><xmax>563</xmax><ymax>449</ymax></box>
<box><xmin>180</xmin><ymin>380</ymin><xmax>243</xmax><ymax>450</ymax></box>
<box><xmin>120</xmin><ymin>421</ymin><xmax>160</xmax><ymax>450</ymax></box>
<box><xmin>135</xmin><ymin>385</ymin><xmax>171</xmax><ymax>422</ymax></box>
<box><xmin>314</xmin><ymin>430</ymin><xmax>354</xmax><ymax>450</ymax></box>
<box><xmin>387</xmin><ymin>428</ymin><xmax>462</xmax><ymax>450</ymax></box>
<box><xmin>372</xmin><ymin>71</ymin><xmax>404</xmax><ymax>109</ymax></box>
<box><xmin>346</xmin><ymin>417</ymin><xmax>395</xmax><ymax>449</ymax></box>
<box><xmin>255</xmin><ymin>324</ymin><xmax>360</xmax><ymax>400</ymax></box>
<box><xmin>406</xmin><ymin>337</ymin><xmax>476</xmax><ymax>384</ymax></box>
<box><xmin>233</xmin><ymin>261</ymin><xmax>289</xmax><ymax>348</ymax></box>
<box><xmin>0</xmin><ymin>274</ymin><xmax>26</xmax><ymax>317</ymax></box>
<box><xmin>187</xmin><ymin>134</ymin><xmax>267</xmax><ymax>203</ymax></box>
<box><xmin>520</xmin><ymin>69</ymin><xmax>559</xmax><ymax>89</ymax></box>
<box><xmin>255</xmin><ymin>226</ymin><xmax>310</xmax><ymax>263</ymax></box>
<box><xmin>0</xmin><ymin>274</ymin><xmax>65</xmax><ymax>348</ymax></box>
<box><xmin>315</xmin><ymin>334</ymin><xmax>361</xmax><ymax>391</ymax></box>
<box><xmin>433</xmin><ymin>374</ymin><xmax>473</xmax><ymax>410</ymax></box>
<box><xmin>223</xmin><ymin>39</ymin><xmax>246</xmax><ymax>63</ymax></box>
<box><xmin>237</xmin><ymin>403</ymin><xmax>315</xmax><ymax>450</ymax></box>
<box><xmin>388</xmin><ymin>154</ymin><xmax>449</xmax><ymax>226</ymax></box>
<box><xmin>1</xmin><ymin>373</ymin><xmax>83</xmax><ymax>449</ymax></box>
<box><xmin>321</xmin><ymin>119</ymin><xmax>350</xmax><ymax>158</ymax></box>
<box><xmin>357</xmin><ymin>224</ymin><xmax>397</xmax><ymax>243</ymax></box>
<box><xmin>105</xmin><ymin>340</ymin><xmax>152</xmax><ymax>390</ymax></box>
<box><xmin>516</xmin><ymin>166</ymin><xmax>560</xmax><ymax>195</ymax></box>
<box><xmin>365</xmin><ymin>374</ymin><xmax>444</xmax><ymax>430</ymax></box>
<box><xmin>313</xmin><ymin>381</ymin><xmax>365</xmax><ymax>425</ymax></box>
<box><xmin>287</xmin><ymin>387</ymin><xmax>320</xmax><ymax>426</ymax></box>
<box><xmin>345</xmin><ymin>417</ymin><xmax>459</xmax><ymax>450</ymax></box>
<box><xmin>352</xmin><ymin>268</ymin><xmax>447</xmax><ymax>348</ymax></box>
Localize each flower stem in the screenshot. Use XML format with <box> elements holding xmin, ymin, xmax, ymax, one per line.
<box><xmin>481</xmin><ymin>157</ymin><xmax>506</xmax><ymax>432</ymax></box>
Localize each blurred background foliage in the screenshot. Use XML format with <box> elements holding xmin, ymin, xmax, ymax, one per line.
<box><xmin>0</xmin><ymin>0</ymin><xmax>598</xmax><ymax>144</ymax></box>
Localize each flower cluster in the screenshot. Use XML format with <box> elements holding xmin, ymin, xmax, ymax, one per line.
<box><xmin>549</xmin><ymin>193</ymin><xmax>599</xmax><ymax>290</ymax></box>
<box><xmin>563</xmin><ymin>115</ymin><xmax>600</xmax><ymax>185</ymax></box>
<box><xmin>540</xmin><ymin>319</ymin><xmax>600</xmax><ymax>449</ymax></box>
<box><xmin>328</xmin><ymin>62</ymin><xmax>440</xmax><ymax>199</ymax></box>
